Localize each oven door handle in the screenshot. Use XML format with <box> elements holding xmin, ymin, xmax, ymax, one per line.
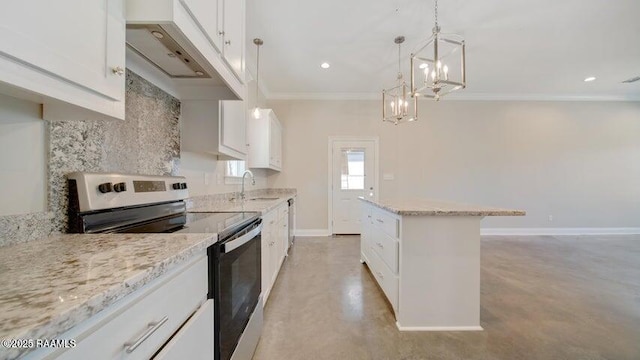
<box><xmin>222</xmin><ymin>224</ymin><xmax>262</xmax><ymax>253</ymax></box>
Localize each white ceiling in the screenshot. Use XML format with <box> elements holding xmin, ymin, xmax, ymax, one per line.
<box><xmin>245</xmin><ymin>0</ymin><xmax>640</xmax><ymax>100</ymax></box>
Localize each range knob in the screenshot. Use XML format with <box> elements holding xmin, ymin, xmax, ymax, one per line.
<box><xmin>181</xmin><ymin>183</ymin><xmax>188</xmax><ymax>190</ymax></box>
<box><xmin>98</xmin><ymin>182</ymin><xmax>113</xmax><ymax>193</ymax></box>
<box><xmin>172</xmin><ymin>182</ymin><xmax>182</xmax><ymax>190</ymax></box>
<box><xmin>113</xmin><ymin>182</ymin><xmax>127</xmax><ymax>193</ymax></box>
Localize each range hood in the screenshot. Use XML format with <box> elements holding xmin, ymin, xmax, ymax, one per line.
<box><xmin>126</xmin><ymin>25</ymin><xmax>211</xmax><ymax>79</ymax></box>
<box><xmin>125</xmin><ymin>0</ymin><xmax>243</xmax><ymax>100</ymax></box>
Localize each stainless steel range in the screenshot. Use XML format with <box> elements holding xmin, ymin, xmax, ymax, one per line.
<box><xmin>67</xmin><ymin>172</ymin><xmax>263</xmax><ymax>360</ymax></box>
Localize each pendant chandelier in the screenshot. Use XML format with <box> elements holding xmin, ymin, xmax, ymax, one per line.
<box><xmin>252</xmin><ymin>38</ymin><xmax>263</xmax><ymax>119</ymax></box>
<box><xmin>410</xmin><ymin>0</ymin><xmax>466</xmax><ymax>100</ymax></box>
<box><xmin>382</xmin><ymin>36</ymin><xmax>417</xmax><ymax>125</ymax></box>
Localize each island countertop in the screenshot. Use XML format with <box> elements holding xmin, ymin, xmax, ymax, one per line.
<box><xmin>0</xmin><ymin>232</ymin><xmax>217</xmax><ymax>359</ymax></box>
<box><xmin>359</xmin><ymin>198</ymin><xmax>526</xmax><ymax>216</ymax></box>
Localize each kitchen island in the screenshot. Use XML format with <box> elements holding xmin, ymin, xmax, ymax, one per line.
<box><xmin>359</xmin><ymin>198</ymin><xmax>525</xmax><ymax>331</ymax></box>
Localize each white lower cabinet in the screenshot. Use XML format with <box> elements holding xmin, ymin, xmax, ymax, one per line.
<box><xmin>35</xmin><ymin>255</ymin><xmax>210</xmax><ymax>360</ymax></box>
<box><xmin>153</xmin><ymin>300</ymin><xmax>214</xmax><ymax>360</ymax></box>
<box><xmin>261</xmin><ymin>202</ymin><xmax>289</xmax><ymax>306</ymax></box>
<box><xmin>361</xmin><ymin>202</ymin><xmax>399</xmax><ymax>312</ymax></box>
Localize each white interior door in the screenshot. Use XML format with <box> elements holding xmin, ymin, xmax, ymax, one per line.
<box><xmin>331</xmin><ymin>140</ymin><xmax>376</xmax><ymax>234</ymax></box>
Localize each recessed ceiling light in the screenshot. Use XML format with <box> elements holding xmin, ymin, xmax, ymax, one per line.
<box><xmin>151</xmin><ymin>31</ymin><xmax>164</xmax><ymax>39</ymax></box>
<box><xmin>195</xmin><ymin>71</ymin><xmax>204</xmax><ymax>76</ymax></box>
<box><xmin>419</xmin><ymin>63</ymin><xmax>428</xmax><ymax>69</ymax></box>
<box><xmin>584</xmin><ymin>76</ymin><xmax>596</xmax><ymax>82</ymax></box>
<box><xmin>321</xmin><ymin>62</ymin><xmax>330</xmax><ymax>69</ymax></box>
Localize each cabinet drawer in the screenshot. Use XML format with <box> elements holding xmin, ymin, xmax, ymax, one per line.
<box><xmin>371</xmin><ymin>230</ymin><xmax>398</xmax><ymax>274</ymax></box>
<box><xmin>56</xmin><ymin>256</ymin><xmax>208</xmax><ymax>360</ymax></box>
<box><xmin>367</xmin><ymin>249</ymin><xmax>399</xmax><ymax>311</ymax></box>
<box><xmin>153</xmin><ymin>299</ymin><xmax>214</xmax><ymax>360</ymax></box>
<box><xmin>371</xmin><ymin>208</ymin><xmax>399</xmax><ymax>239</ymax></box>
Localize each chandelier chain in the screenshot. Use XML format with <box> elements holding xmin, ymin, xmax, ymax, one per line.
<box><xmin>397</xmin><ymin>42</ymin><xmax>401</xmax><ymax>79</ymax></box>
<box><xmin>434</xmin><ymin>0</ymin><xmax>438</xmax><ymax>29</ymax></box>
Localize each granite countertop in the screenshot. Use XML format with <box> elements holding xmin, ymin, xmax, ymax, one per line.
<box><xmin>189</xmin><ymin>191</ymin><xmax>296</xmax><ymax>215</ymax></box>
<box><xmin>0</xmin><ymin>232</ymin><xmax>217</xmax><ymax>360</ymax></box>
<box><xmin>360</xmin><ymin>198</ymin><xmax>526</xmax><ymax>216</ymax></box>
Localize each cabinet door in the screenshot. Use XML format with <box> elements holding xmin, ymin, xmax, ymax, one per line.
<box><xmin>261</xmin><ymin>222</ymin><xmax>271</xmax><ymax>303</ymax></box>
<box><xmin>222</xmin><ymin>0</ymin><xmax>245</xmax><ymax>80</ymax></box>
<box><xmin>153</xmin><ymin>300</ymin><xmax>214</xmax><ymax>360</ymax></box>
<box><xmin>261</xmin><ymin>212</ymin><xmax>276</xmax><ymax>304</ymax></box>
<box><xmin>0</xmin><ymin>0</ymin><xmax>125</xmax><ymax>101</ymax></box>
<box><xmin>274</xmin><ymin>124</ymin><xmax>282</xmax><ymax>168</ymax></box>
<box><xmin>282</xmin><ymin>212</ymin><xmax>289</xmax><ymax>256</ymax></box>
<box><xmin>220</xmin><ymin>100</ymin><xmax>247</xmax><ymax>157</ymax></box>
<box><xmin>269</xmin><ymin>224</ymin><xmax>280</xmax><ymax>286</ymax></box>
<box><xmin>183</xmin><ymin>0</ymin><xmax>222</xmax><ymax>52</ymax></box>
<box><xmin>268</xmin><ymin>115</ymin><xmax>282</xmax><ymax>169</ymax></box>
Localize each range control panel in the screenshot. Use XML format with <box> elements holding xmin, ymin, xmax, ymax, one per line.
<box><xmin>68</xmin><ymin>172</ymin><xmax>189</xmax><ymax>212</ymax></box>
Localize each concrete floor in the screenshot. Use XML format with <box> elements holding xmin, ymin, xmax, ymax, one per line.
<box><xmin>252</xmin><ymin>235</ymin><xmax>640</xmax><ymax>360</ymax></box>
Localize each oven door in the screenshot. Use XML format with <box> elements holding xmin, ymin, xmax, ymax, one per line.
<box><xmin>211</xmin><ymin>219</ymin><xmax>262</xmax><ymax>360</ymax></box>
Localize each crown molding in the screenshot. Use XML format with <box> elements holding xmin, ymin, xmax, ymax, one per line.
<box><xmin>266</xmin><ymin>91</ymin><xmax>640</xmax><ymax>102</ymax></box>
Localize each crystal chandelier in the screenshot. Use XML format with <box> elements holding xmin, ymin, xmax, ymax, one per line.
<box><xmin>252</xmin><ymin>38</ymin><xmax>263</xmax><ymax>119</ymax></box>
<box><xmin>410</xmin><ymin>0</ymin><xmax>466</xmax><ymax>100</ymax></box>
<box><xmin>383</xmin><ymin>36</ymin><xmax>417</xmax><ymax>124</ymax></box>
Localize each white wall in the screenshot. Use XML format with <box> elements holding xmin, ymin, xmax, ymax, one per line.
<box><xmin>267</xmin><ymin>99</ymin><xmax>640</xmax><ymax>231</ymax></box>
<box><xmin>0</xmin><ymin>94</ymin><xmax>47</xmax><ymax>216</ymax></box>
<box><xmin>179</xmin><ymin>151</ymin><xmax>268</xmax><ymax>196</ymax></box>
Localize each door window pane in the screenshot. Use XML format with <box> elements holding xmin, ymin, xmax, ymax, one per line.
<box><xmin>340</xmin><ymin>149</ymin><xmax>365</xmax><ymax>190</ymax></box>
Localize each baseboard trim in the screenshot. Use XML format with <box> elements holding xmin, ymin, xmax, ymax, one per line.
<box><xmin>481</xmin><ymin>227</ymin><xmax>640</xmax><ymax>236</ymax></box>
<box><xmin>396</xmin><ymin>323</ymin><xmax>483</xmax><ymax>332</ymax></box>
<box><xmin>294</xmin><ymin>229</ymin><xmax>331</xmax><ymax>237</ymax></box>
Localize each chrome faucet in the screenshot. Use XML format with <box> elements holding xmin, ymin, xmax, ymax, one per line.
<box><xmin>240</xmin><ymin>170</ymin><xmax>255</xmax><ymax>200</ymax></box>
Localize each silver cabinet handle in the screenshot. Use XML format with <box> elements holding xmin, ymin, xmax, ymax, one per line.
<box><xmin>222</xmin><ymin>224</ymin><xmax>262</xmax><ymax>253</ymax></box>
<box><xmin>376</xmin><ymin>219</ymin><xmax>384</xmax><ymax>223</ymax></box>
<box><xmin>225</xmin><ymin>40</ymin><xmax>231</xmax><ymax>45</ymax></box>
<box><xmin>376</xmin><ymin>242</ymin><xmax>383</xmax><ymax>249</ymax></box>
<box><xmin>218</xmin><ymin>30</ymin><xmax>225</xmax><ymax>36</ymax></box>
<box><xmin>112</xmin><ymin>66</ymin><xmax>125</xmax><ymax>76</ymax></box>
<box><xmin>124</xmin><ymin>316</ymin><xmax>168</xmax><ymax>353</ymax></box>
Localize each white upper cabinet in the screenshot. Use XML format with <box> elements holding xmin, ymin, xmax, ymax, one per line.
<box><xmin>180</xmin><ymin>0</ymin><xmax>245</xmax><ymax>80</ymax></box>
<box><xmin>181</xmin><ymin>100</ymin><xmax>247</xmax><ymax>160</ymax></box>
<box><xmin>248</xmin><ymin>109</ymin><xmax>282</xmax><ymax>171</ymax></box>
<box><xmin>182</xmin><ymin>0</ymin><xmax>222</xmax><ymax>51</ymax></box>
<box><xmin>0</xmin><ymin>0</ymin><xmax>126</xmax><ymax>120</ymax></box>
<box><xmin>221</xmin><ymin>0</ymin><xmax>245</xmax><ymax>80</ymax></box>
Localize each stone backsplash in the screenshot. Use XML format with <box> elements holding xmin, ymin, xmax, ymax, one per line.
<box><xmin>0</xmin><ymin>70</ymin><xmax>180</xmax><ymax>246</ymax></box>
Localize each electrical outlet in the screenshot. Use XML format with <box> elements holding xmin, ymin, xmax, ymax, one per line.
<box><xmin>548</xmin><ymin>215</ymin><xmax>553</xmax><ymax>222</ymax></box>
